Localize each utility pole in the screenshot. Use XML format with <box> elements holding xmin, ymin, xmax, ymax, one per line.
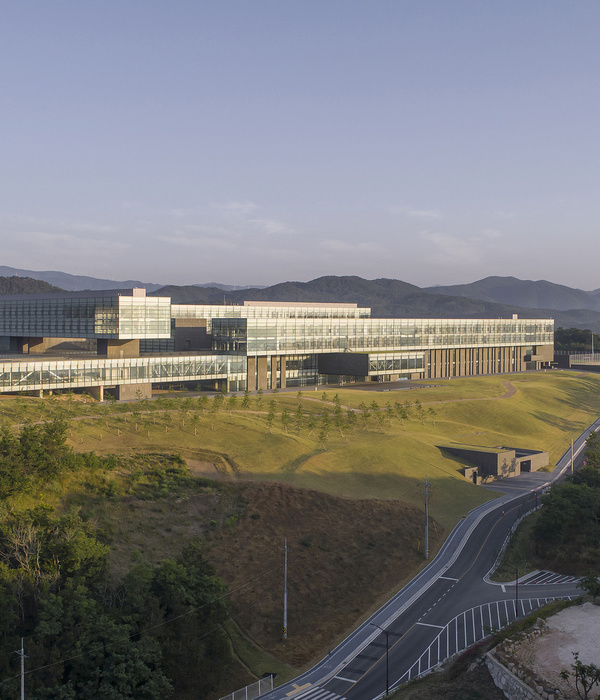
<box><xmin>282</xmin><ymin>539</ymin><xmax>288</xmax><ymax>640</ymax></box>
<box><xmin>13</xmin><ymin>638</ymin><xmax>26</xmax><ymax>700</ymax></box>
<box><xmin>515</xmin><ymin>565</ymin><xmax>519</xmax><ymax>609</ymax></box>
<box><xmin>418</xmin><ymin>476</ymin><xmax>432</xmax><ymax>559</ymax></box>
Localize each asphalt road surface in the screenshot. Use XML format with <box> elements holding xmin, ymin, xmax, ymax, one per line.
<box><xmin>259</xmin><ymin>416</ymin><xmax>600</xmax><ymax>700</ymax></box>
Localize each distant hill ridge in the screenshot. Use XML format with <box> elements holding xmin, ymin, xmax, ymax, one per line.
<box><xmin>426</xmin><ymin>276</ymin><xmax>600</xmax><ymax>311</ymax></box>
<box><xmin>0</xmin><ymin>266</ymin><xmax>259</xmax><ymax>293</ymax></box>
<box><xmin>2</xmin><ymin>268</ymin><xmax>600</xmax><ymax>331</ymax></box>
<box><xmin>0</xmin><ymin>276</ymin><xmax>63</xmax><ymax>295</ymax></box>
<box><xmin>150</xmin><ymin>275</ymin><xmax>600</xmax><ymax>332</ymax></box>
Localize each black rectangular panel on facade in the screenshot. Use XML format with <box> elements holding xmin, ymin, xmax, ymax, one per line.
<box><xmin>317</xmin><ymin>353</ymin><xmax>369</xmax><ymax>375</ymax></box>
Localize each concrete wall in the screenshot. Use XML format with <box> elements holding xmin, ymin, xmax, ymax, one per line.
<box><xmin>116</xmin><ymin>382</ymin><xmax>152</xmax><ymax>400</ymax></box>
<box><xmin>519</xmin><ymin>452</ymin><xmax>548</xmax><ymax>472</ymax></box>
<box><xmin>443</xmin><ymin>446</ymin><xmax>513</xmax><ymax>477</ymax></box>
<box><xmin>97</xmin><ymin>339</ymin><xmax>140</xmax><ymax>358</ymax></box>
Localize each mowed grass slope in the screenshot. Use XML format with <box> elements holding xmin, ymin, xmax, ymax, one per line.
<box><xmin>62</xmin><ymin>371</ymin><xmax>600</xmax><ymax>531</ymax></box>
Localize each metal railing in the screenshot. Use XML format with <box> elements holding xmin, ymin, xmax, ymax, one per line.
<box><xmin>219</xmin><ymin>675</ymin><xmax>274</xmax><ymax>700</ymax></box>
<box><xmin>569</xmin><ymin>352</ymin><xmax>600</xmax><ymax>365</ymax></box>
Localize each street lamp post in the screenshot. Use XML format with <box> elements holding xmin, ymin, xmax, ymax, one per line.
<box><xmin>370</xmin><ymin>623</ymin><xmax>389</xmax><ymax>695</ymax></box>
<box><xmin>515</xmin><ymin>565</ymin><xmax>519</xmax><ymax>609</ymax></box>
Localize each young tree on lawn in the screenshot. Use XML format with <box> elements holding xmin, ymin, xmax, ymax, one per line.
<box><xmin>560</xmin><ymin>652</ymin><xmax>600</xmax><ymax>700</ymax></box>
<box><xmin>295</xmin><ymin>405</ymin><xmax>304</xmax><ymax>434</ymax></box>
<box><xmin>241</xmin><ymin>389</ymin><xmax>251</xmax><ymax>409</ymax></box>
<box><xmin>266</xmin><ymin>401</ymin><xmax>276</xmax><ymax>433</ymax></box>
<box><xmin>358</xmin><ymin>402</ymin><xmax>370</xmax><ymax>431</ymax></box>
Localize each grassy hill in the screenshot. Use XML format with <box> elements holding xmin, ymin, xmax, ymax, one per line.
<box><xmin>2</xmin><ymin>370</ymin><xmax>600</xmax><ymax>693</ymax></box>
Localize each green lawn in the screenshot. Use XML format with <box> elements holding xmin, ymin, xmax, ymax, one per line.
<box><xmin>44</xmin><ymin>370</ymin><xmax>600</xmax><ymax>532</ymax></box>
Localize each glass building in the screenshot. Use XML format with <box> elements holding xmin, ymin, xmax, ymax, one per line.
<box><xmin>0</xmin><ymin>291</ymin><xmax>554</xmax><ymax>397</ymax></box>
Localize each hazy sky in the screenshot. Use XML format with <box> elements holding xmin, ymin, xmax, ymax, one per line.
<box><xmin>2</xmin><ymin>2</ymin><xmax>600</xmax><ymax>288</ymax></box>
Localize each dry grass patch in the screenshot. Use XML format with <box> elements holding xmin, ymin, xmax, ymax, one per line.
<box><xmin>204</xmin><ymin>481</ymin><xmax>444</xmax><ymax>668</ymax></box>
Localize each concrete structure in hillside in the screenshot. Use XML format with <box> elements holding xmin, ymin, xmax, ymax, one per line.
<box><xmin>0</xmin><ymin>289</ymin><xmax>555</xmax><ymax>399</ymax></box>
<box><xmin>440</xmin><ymin>444</ymin><xmax>549</xmax><ymax>483</ymax></box>
<box><xmin>563</xmin><ymin>352</ymin><xmax>600</xmax><ymax>372</ymax></box>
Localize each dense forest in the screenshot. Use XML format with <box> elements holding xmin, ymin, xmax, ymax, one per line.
<box><xmin>0</xmin><ymin>421</ymin><xmax>233</xmax><ymax>698</ymax></box>
<box><xmin>534</xmin><ymin>430</ymin><xmax>600</xmax><ymax>572</ymax></box>
<box><xmin>554</xmin><ymin>327</ymin><xmax>600</xmax><ymax>353</ymax></box>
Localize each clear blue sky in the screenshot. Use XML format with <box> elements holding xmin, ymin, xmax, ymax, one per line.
<box><xmin>2</xmin><ymin>1</ymin><xmax>600</xmax><ymax>288</ymax></box>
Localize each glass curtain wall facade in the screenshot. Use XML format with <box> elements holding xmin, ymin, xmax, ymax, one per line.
<box><xmin>171</xmin><ymin>302</ymin><xmax>370</xmax><ymax>332</ymax></box>
<box><xmin>0</xmin><ymin>354</ymin><xmax>246</xmax><ymax>393</ymax></box>
<box><xmin>0</xmin><ymin>293</ymin><xmax>171</xmax><ymax>339</ymax></box>
<box><xmin>0</xmin><ymin>290</ymin><xmax>555</xmax><ymax>396</ymax></box>
<box><xmin>211</xmin><ymin>317</ymin><xmax>554</xmax><ymax>356</ymax></box>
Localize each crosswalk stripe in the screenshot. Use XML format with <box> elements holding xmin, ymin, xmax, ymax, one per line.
<box><xmin>293</xmin><ymin>688</ymin><xmax>346</xmax><ymax>700</ymax></box>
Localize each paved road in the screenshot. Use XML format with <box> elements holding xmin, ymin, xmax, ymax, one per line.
<box><xmin>260</xmin><ymin>416</ymin><xmax>600</xmax><ymax>700</ymax></box>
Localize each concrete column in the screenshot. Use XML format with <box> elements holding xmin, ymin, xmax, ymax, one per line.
<box><xmin>280</xmin><ymin>355</ymin><xmax>287</xmax><ymax>388</ymax></box>
<box><xmin>247</xmin><ymin>357</ymin><xmax>257</xmax><ymax>391</ymax></box>
<box><xmin>257</xmin><ymin>357</ymin><xmax>268</xmax><ymax>391</ymax></box>
<box><xmin>425</xmin><ymin>351</ymin><xmax>432</xmax><ymax>379</ymax></box>
<box><xmin>88</xmin><ymin>386</ymin><xmax>104</xmax><ymax>402</ymax></box>
<box><xmin>270</xmin><ymin>355</ymin><xmax>278</xmax><ymax>390</ymax></box>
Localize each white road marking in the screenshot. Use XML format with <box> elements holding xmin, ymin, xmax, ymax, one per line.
<box><xmin>417</xmin><ymin>622</ymin><xmax>445</xmax><ymax>629</ymax></box>
<box><xmin>438</xmin><ymin>576</ymin><xmax>459</xmax><ymax>581</ymax></box>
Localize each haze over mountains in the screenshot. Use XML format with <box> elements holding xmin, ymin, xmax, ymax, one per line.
<box><xmin>3</xmin><ymin>267</ymin><xmax>600</xmax><ymax>331</ymax></box>
<box><xmin>426</xmin><ymin>277</ymin><xmax>600</xmax><ymax>312</ymax></box>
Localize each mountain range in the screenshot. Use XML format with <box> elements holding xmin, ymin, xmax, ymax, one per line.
<box><xmin>0</xmin><ymin>266</ymin><xmax>261</xmax><ymax>293</ymax></box>
<box><xmin>426</xmin><ymin>276</ymin><xmax>600</xmax><ymax>312</ymax></box>
<box><xmin>3</xmin><ymin>268</ymin><xmax>600</xmax><ymax>331</ymax></box>
<box><xmin>152</xmin><ymin>276</ymin><xmax>600</xmax><ymax>331</ymax></box>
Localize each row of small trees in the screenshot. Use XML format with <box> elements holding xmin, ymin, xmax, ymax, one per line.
<box><xmin>85</xmin><ymin>391</ymin><xmax>439</xmax><ymax>441</ymax></box>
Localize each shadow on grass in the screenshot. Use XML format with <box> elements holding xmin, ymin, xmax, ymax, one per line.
<box><xmin>244</xmin><ymin>470</ymin><xmax>498</xmax><ymax>532</ymax></box>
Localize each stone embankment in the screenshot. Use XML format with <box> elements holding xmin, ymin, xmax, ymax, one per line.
<box><xmin>485</xmin><ymin>618</ymin><xmax>566</xmax><ymax>700</ymax></box>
